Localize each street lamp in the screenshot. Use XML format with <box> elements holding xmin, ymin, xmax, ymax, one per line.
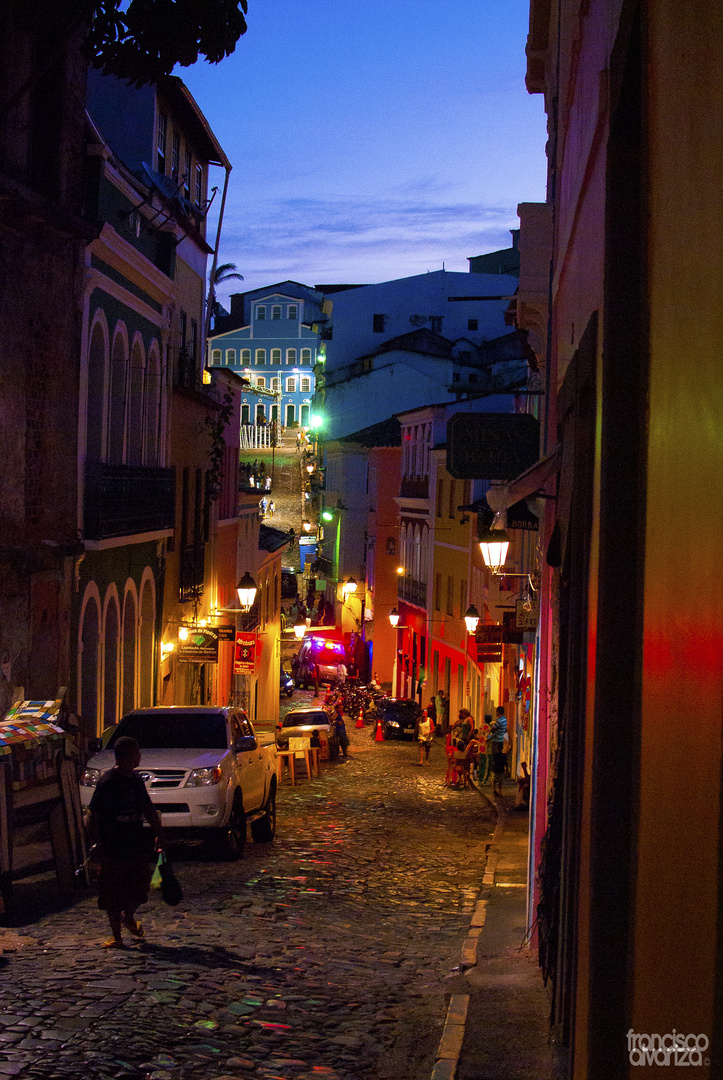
<box><xmin>302</xmin><ymin>518</ymin><xmax>312</xmax><ymax>532</ymax></box>
<box><xmin>463</xmin><ymin>604</ymin><xmax>481</xmax><ymax>635</ymax></box>
<box><xmin>306</xmin><ymin>462</ymin><xmax>315</xmax><ymax>474</ymax></box>
<box><xmin>236</xmin><ymin>572</ymin><xmax>258</xmax><ymax>611</ymax></box>
<box><xmin>293</xmin><ymin>617</ymin><xmax>307</xmax><ymax>640</ymax></box>
<box><xmin>389</xmin><ymin>607</ymin><xmax>400</xmax><ymax>627</ymax></box>
<box><xmin>478</xmin><ymin>527</ymin><xmax>510</xmax><ymax>574</ymax></box>
<box><xmin>342</xmin><ymin>577</ymin><xmax>358</xmax><ymax>598</ymax></box>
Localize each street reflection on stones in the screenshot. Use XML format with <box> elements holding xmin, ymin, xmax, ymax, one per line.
<box><xmin>0</xmin><ymin>713</ymin><xmax>493</xmax><ymax>1080</ymax></box>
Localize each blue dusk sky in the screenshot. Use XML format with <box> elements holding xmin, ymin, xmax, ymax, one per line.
<box><xmin>179</xmin><ymin>0</ymin><xmax>547</xmax><ymax>300</ymax></box>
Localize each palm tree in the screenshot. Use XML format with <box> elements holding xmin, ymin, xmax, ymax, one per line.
<box><xmin>208</xmin><ymin>262</ymin><xmax>244</xmax><ymax>328</ymax></box>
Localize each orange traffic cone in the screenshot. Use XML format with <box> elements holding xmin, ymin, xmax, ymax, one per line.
<box><xmin>375</xmin><ymin>716</ymin><xmax>384</xmax><ymax>741</ymax></box>
<box><xmin>355</xmin><ymin>709</ymin><xmax>364</xmax><ymax>729</ymax></box>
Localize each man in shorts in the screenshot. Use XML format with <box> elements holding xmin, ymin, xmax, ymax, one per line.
<box><xmin>86</xmin><ymin>736</ymin><xmax>163</xmax><ymax>948</ymax></box>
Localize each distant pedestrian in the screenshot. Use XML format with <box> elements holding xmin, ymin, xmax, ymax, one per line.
<box><xmin>86</xmin><ymin>737</ymin><xmax>163</xmax><ymax>949</ymax></box>
<box><xmin>259</xmin><ymin>496</ymin><xmax>268</xmax><ymax>517</ymax></box>
<box><xmin>333</xmin><ymin>703</ymin><xmax>349</xmax><ymax>758</ymax></box>
<box><xmin>417</xmin><ymin>710</ymin><xmax>433</xmax><ymax>765</ymax></box>
<box><xmin>478</xmin><ymin>714</ymin><xmax>493</xmax><ymax>783</ymax></box>
<box><xmin>296</xmin><ymin>431</ymin><xmax>302</xmax><ymax>452</ymax></box>
<box><xmin>427</xmin><ymin>698</ymin><xmax>438</xmax><ymax>734</ymax></box>
<box><xmin>489</xmin><ymin>705</ymin><xmax>508</xmax><ymax>797</ymax></box>
<box><xmin>267</xmin><ymin>499</ymin><xmax>275</xmax><ymax>518</ymax></box>
<box><xmin>265</xmin><ymin>475</ymin><xmax>272</xmax><ymax>491</ymax></box>
<box><xmin>335</xmin><ymin>660</ymin><xmax>347</xmax><ymax>688</ymax></box>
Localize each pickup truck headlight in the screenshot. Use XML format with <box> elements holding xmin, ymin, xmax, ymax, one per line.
<box><xmin>388</xmin><ymin>720</ymin><xmax>400</xmax><ymax>728</ymax></box>
<box><xmin>185</xmin><ymin>766</ymin><xmax>222</xmax><ymax>787</ymax></box>
<box><xmin>80</xmin><ymin>767</ymin><xmax>102</xmax><ymax>787</ymax></box>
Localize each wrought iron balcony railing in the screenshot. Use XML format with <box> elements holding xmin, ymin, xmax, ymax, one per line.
<box><xmin>85</xmin><ymin>463</ymin><xmax>175</xmax><ymax>540</ymax></box>
<box><xmin>398</xmin><ymin>576</ymin><xmax>427</xmax><ymax>608</ymax></box>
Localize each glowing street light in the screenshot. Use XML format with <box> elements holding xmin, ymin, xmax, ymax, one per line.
<box><xmin>389</xmin><ymin>607</ymin><xmax>400</xmax><ymax>627</ymax></box>
<box><xmin>478</xmin><ymin>528</ymin><xmax>510</xmax><ymax>574</ymax></box>
<box><xmin>293</xmin><ymin>617</ymin><xmax>307</xmax><ymax>640</ymax></box>
<box><xmin>236</xmin><ymin>572</ymin><xmax>258</xmax><ymax>611</ymax></box>
<box><xmin>463</xmin><ymin>604</ymin><xmax>481</xmax><ymax>634</ymax></box>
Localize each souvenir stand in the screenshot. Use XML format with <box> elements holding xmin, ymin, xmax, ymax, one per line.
<box><xmin>0</xmin><ymin>698</ymin><xmax>87</xmax><ymax>917</ymax></box>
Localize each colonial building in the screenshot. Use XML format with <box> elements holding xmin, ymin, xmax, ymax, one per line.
<box><xmin>75</xmin><ymin>72</ymin><xmax>238</xmax><ymax>734</ymax></box>
<box><xmin>320</xmin><ymin>269</ymin><xmax>521</xmax><ymax>440</ymax></box>
<box><xmin>500</xmin><ymin>1</ymin><xmax>723</xmax><ymax>1074</ymax></box>
<box><xmin>209</xmin><ymin>282</ymin><xmax>326</xmax><ymax>430</ymax></box>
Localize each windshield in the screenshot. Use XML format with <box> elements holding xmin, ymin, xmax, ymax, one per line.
<box><xmin>282</xmin><ymin>712</ymin><xmax>329</xmax><ymax>729</ymax></box>
<box><xmin>107</xmin><ymin>713</ymin><xmax>228</xmax><ymax>750</ymax></box>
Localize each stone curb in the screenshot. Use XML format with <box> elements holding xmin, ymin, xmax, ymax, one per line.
<box><xmin>431</xmin><ymin>796</ymin><xmax>509</xmax><ymax>1079</ymax></box>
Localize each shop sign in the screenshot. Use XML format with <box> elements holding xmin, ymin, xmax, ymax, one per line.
<box><xmin>216</xmin><ymin>624</ymin><xmax>236</xmax><ymax>641</ymax></box>
<box><xmin>446</xmin><ymin>413</ymin><xmax>540</xmax><ymax>480</ymax></box>
<box><xmin>234</xmin><ymin>631</ymin><xmax>257</xmax><ymax>674</ymax></box>
<box><xmin>502</xmin><ymin>611</ymin><xmax>524</xmax><ymax>644</ymax></box>
<box><xmin>507</xmin><ymin>498</ymin><xmax>539</xmax><ymax>531</ymax></box>
<box><xmin>178</xmin><ymin>627</ymin><xmax>220</xmax><ymax>663</ymax></box>
<box><xmin>515</xmin><ymin>600</ymin><xmax>539</xmax><ymax>631</ymax></box>
<box><xmin>476</xmin><ymin>623</ymin><xmax>503</xmax><ymax>664</ymax></box>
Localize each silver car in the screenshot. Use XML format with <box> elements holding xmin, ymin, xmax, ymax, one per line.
<box><xmin>275</xmin><ymin>707</ymin><xmax>339</xmax><ymax>759</ymax></box>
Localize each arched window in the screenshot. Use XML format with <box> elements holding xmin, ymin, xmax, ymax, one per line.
<box><xmin>226</xmin><ymin>348</ymin><xmax>236</xmax><ymax>365</ymax></box>
<box><xmin>300</xmin><ymin>376</ymin><xmax>311</xmax><ymax>392</ymax></box>
<box><xmin>271</xmin><ymin>306</ymin><xmax>282</xmax><ymax>320</ymax></box>
<box><xmin>286</xmin><ymin>376</ymin><xmax>296</xmax><ymax>393</ymax></box>
<box><xmin>108</xmin><ymin>326</ymin><xmax>128</xmax><ymax>464</ymax></box>
<box><xmin>300</xmin><ymin>348</ymin><xmax>312</xmax><ymax>365</ymax></box>
<box><xmin>255</xmin><ymin>349</ymin><xmax>266</xmax><ymax>365</ymax></box>
<box><xmin>271</xmin><ymin>349</ymin><xmax>281</xmax><ymax>365</ymax></box>
<box><xmin>241</xmin><ymin>349</ymin><xmax>251</xmax><ymax>365</ymax></box>
<box><xmin>256</xmin><ymin>376</ymin><xmax>266</xmax><ymax>389</ymax></box>
<box><xmin>145</xmin><ymin>344</ymin><xmax>161</xmax><ymax>466</ymax></box>
<box><xmin>286</xmin><ymin>348</ymin><xmax>297</xmax><ymax>366</ymax></box>
<box><xmin>86</xmin><ymin>315</ymin><xmax>108</xmax><ymax>464</ymax></box>
<box><xmin>211</xmin><ymin>349</ymin><xmax>222</xmax><ymax>363</ymax></box>
<box><xmin>127</xmin><ymin>337</ymin><xmax>145</xmax><ymax>465</ymax></box>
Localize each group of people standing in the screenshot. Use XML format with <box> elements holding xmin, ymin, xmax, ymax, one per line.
<box><xmin>414</xmin><ymin>702</ymin><xmax>510</xmax><ymax>797</ymax></box>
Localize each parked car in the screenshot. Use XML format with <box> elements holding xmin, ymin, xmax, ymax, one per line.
<box><xmin>276</xmin><ymin>707</ymin><xmax>339</xmax><ymax>759</ymax></box>
<box><xmin>378</xmin><ymin>698</ymin><xmax>421</xmax><ymax>739</ymax></box>
<box><xmin>80</xmin><ymin>706</ymin><xmax>277</xmax><ymax>859</ymax></box>
<box><xmin>280</xmin><ymin>665</ymin><xmax>294</xmax><ymax>697</ymax></box>
<box><xmin>293</xmin><ymin>632</ymin><xmax>346</xmax><ymax>688</ymax></box>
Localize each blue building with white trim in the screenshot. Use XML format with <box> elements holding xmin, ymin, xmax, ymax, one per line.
<box><xmin>209</xmin><ymin>281</ymin><xmax>326</xmax><ymax>428</ymax></box>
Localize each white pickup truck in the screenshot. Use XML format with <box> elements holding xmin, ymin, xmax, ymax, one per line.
<box><xmin>79</xmin><ymin>706</ymin><xmax>277</xmax><ymax>859</ymax></box>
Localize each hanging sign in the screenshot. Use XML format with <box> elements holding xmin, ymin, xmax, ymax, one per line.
<box><xmin>234</xmin><ymin>631</ymin><xmax>257</xmax><ymax>674</ymax></box>
<box><xmin>446</xmin><ymin>413</ymin><xmax>540</xmax><ymax>480</ymax></box>
<box><xmin>515</xmin><ymin>600</ymin><xmax>539</xmax><ymax>631</ymax></box>
<box><xmin>178</xmin><ymin>627</ymin><xmax>220</xmax><ymax>663</ymax></box>
<box><xmin>476</xmin><ymin>623</ymin><xmax>503</xmax><ymax>664</ymax></box>
<box><xmin>216</xmin><ymin>624</ymin><xmax>236</xmax><ymax>641</ymax></box>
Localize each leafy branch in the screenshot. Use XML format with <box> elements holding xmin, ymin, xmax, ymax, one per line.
<box><xmin>205</xmin><ymin>389</ymin><xmax>234</xmax><ymax>504</ymax></box>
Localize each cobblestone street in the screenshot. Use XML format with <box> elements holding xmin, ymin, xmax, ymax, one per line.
<box><xmin>0</xmin><ymin>719</ymin><xmax>496</xmax><ymax>1080</ymax></box>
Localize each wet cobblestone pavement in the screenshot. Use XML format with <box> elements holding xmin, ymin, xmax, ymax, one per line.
<box><xmin>0</xmin><ymin>721</ymin><xmax>495</xmax><ymax>1080</ymax></box>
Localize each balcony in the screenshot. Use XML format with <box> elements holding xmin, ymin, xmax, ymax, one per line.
<box><xmin>399</xmin><ymin>477</ymin><xmax>429</xmax><ymax>499</ymax></box>
<box><xmin>85</xmin><ymin>463</ymin><xmax>175</xmax><ymax>540</ymax></box>
<box><xmin>398</xmin><ymin>576</ymin><xmax>427</xmax><ymax>608</ymax></box>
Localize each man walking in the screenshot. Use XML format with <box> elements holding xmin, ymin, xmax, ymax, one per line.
<box><xmin>86</xmin><ymin>736</ymin><xmax>163</xmax><ymax>948</ymax></box>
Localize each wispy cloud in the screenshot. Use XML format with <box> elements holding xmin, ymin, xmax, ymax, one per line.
<box><xmin>213</xmin><ymin>193</ymin><xmax>519</xmax><ymax>294</ymax></box>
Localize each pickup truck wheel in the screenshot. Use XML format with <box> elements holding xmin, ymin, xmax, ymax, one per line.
<box><xmin>213</xmin><ymin>797</ymin><xmax>246</xmax><ymax>860</ymax></box>
<box><xmin>251</xmin><ymin>787</ymin><xmax>276</xmax><ymax>843</ymax></box>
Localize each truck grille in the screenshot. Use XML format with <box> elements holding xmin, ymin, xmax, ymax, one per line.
<box><xmin>155</xmin><ymin>803</ymin><xmax>190</xmax><ymax>815</ymax></box>
<box><xmin>139</xmin><ymin>769</ymin><xmax>186</xmax><ymax>789</ymax></box>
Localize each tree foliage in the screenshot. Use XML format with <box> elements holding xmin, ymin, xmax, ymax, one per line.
<box><xmin>81</xmin><ymin>0</ymin><xmax>248</xmax><ymax>86</ymax></box>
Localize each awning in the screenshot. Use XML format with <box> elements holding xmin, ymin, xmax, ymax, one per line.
<box><xmin>485</xmin><ymin>443</ymin><xmax>560</xmax><ymax>515</ymax></box>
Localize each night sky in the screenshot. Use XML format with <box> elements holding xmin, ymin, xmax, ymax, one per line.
<box><xmin>180</xmin><ymin>0</ymin><xmax>547</xmax><ymax>298</ymax></box>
